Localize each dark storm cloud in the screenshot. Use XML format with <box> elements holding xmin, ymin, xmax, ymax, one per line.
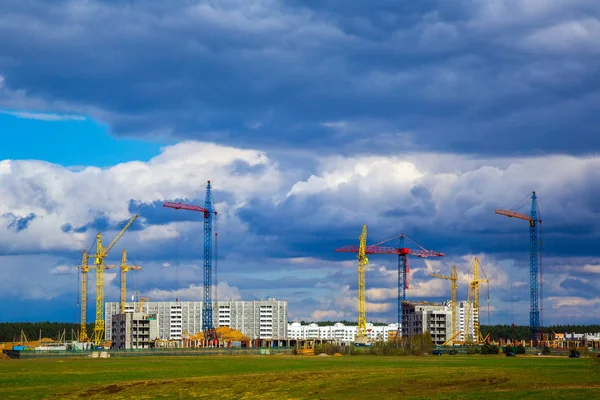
<box><xmin>5</xmin><ymin>212</ymin><xmax>37</xmax><ymax>232</ymax></box>
<box><xmin>61</xmin><ymin>212</ymin><xmax>143</xmax><ymax>234</ymax></box>
<box><xmin>236</xmin><ymin>186</ymin><xmax>600</xmax><ymax>263</ymax></box>
<box><xmin>1</xmin><ymin>1</ymin><xmax>599</xmax><ymax>155</ymax></box>
<box><xmin>382</xmin><ymin>185</ymin><xmax>436</xmax><ymax>218</ymax></box>
<box><xmin>559</xmin><ymin>277</ymin><xmax>597</xmax><ymax>296</ymax></box>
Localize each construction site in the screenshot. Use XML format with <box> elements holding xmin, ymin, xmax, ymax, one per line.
<box><xmin>2</xmin><ymin>186</ymin><xmax>599</xmax><ymax>359</ymax></box>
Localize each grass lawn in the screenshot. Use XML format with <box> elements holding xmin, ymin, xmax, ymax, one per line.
<box><xmin>1</xmin><ymin>355</ymin><xmax>599</xmax><ymax>399</ymax></box>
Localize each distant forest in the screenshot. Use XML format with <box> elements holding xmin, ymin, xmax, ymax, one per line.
<box><xmin>0</xmin><ymin>322</ymin><xmax>91</xmax><ymax>342</ymax></box>
<box><xmin>480</xmin><ymin>324</ymin><xmax>600</xmax><ymax>340</ymax></box>
<box><xmin>2</xmin><ymin>322</ymin><xmax>599</xmax><ymax>342</ymax></box>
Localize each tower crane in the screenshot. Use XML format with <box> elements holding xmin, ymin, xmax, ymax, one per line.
<box><xmin>135</xmin><ymin>291</ymin><xmax>150</xmax><ymax>313</ymax></box>
<box><xmin>78</xmin><ymin>250</ymin><xmax>90</xmax><ymax>342</ymax></box>
<box><xmin>86</xmin><ymin>214</ymin><xmax>139</xmax><ymax>346</ymax></box>
<box><xmin>335</xmin><ymin>234</ymin><xmax>444</xmax><ymax>336</ymax></box>
<box><xmin>465</xmin><ymin>257</ymin><xmax>488</xmax><ymax>344</ymax></box>
<box><xmin>355</xmin><ymin>225</ymin><xmax>369</xmax><ymax>345</ymax></box>
<box><xmin>107</xmin><ymin>249</ymin><xmax>142</xmax><ymax>314</ymax></box>
<box><xmin>78</xmin><ymin>252</ymin><xmax>117</xmax><ymax>342</ymax></box>
<box><xmin>495</xmin><ymin>191</ymin><xmax>542</xmax><ymax>341</ymax></box>
<box><xmin>163</xmin><ymin>181</ymin><xmax>217</xmax><ymax>339</ymax></box>
<box><xmin>429</xmin><ymin>265</ymin><xmax>458</xmax><ymax>344</ymax></box>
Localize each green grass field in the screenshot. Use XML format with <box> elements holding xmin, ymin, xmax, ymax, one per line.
<box><xmin>1</xmin><ymin>355</ymin><xmax>599</xmax><ymax>399</ymax></box>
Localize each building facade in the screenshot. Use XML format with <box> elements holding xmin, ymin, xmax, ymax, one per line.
<box><xmin>456</xmin><ymin>300</ymin><xmax>476</xmax><ymax>342</ymax></box>
<box><xmin>111</xmin><ymin>312</ymin><xmax>159</xmax><ymax>349</ymax></box>
<box><xmin>402</xmin><ymin>301</ymin><xmax>452</xmax><ymax>346</ymax></box>
<box><xmin>105</xmin><ymin>298</ymin><xmax>287</xmax><ymax>341</ymax></box>
<box><xmin>287</xmin><ymin>322</ymin><xmax>399</xmax><ymax>342</ymax></box>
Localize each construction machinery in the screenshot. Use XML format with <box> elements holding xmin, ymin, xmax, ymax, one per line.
<box><xmin>430</xmin><ymin>265</ymin><xmax>458</xmax><ymax>344</ymax></box>
<box><xmin>495</xmin><ymin>191</ymin><xmax>542</xmax><ymax>341</ymax></box>
<box><xmin>442</xmin><ymin>331</ymin><xmax>463</xmax><ymax>346</ymax></box>
<box><xmin>135</xmin><ymin>291</ymin><xmax>150</xmax><ymax>313</ymax></box>
<box><xmin>335</xmin><ymin>234</ymin><xmax>444</xmax><ymax>335</ymax></box>
<box><xmin>118</xmin><ymin>249</ymin><xmax>142</xmax><ymax>314</ymax></box>
<box><xmin>85</xmin><ymin>214</ymin><xmax>139</xmax><ymax>346</ymax></box>
<box><xmin>78</xmin><ymin>250</ymin><xmax>90</xmax><ymax>342</ymax></box>
<box><xmin>163</xmin><ymin>181</ymin><xmax>217</xmax><ymax>339</ymax></box>
<box><xmin>355</xmin><ymin>225</ymin><xmax>369</xmax><ymax>345</ymax></box>
<box><xmin>465</xmin><ymin>257</ymin><xmax>489</xmax><ymax>344</ymax></box>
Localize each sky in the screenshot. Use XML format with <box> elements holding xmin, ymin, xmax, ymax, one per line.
<box><xmin>1</xmin><ymin>0</ymin><xmax>599</xmax><ymax>326</ymax></box>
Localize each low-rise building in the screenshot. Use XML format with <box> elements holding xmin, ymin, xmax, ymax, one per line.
<box><xmin>287</xmin><ymin>322</ymin><xmax>399</xmax><ymax>342</ymax></box>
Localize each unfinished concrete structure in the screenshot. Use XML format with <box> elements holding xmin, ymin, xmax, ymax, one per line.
<box><xmin>402</xmin><ymin>301</ymin><xmax>452</xmax><ymax>346</ymax></box>
<box><xmin>111</xmin><ymin>312</ymin><xmax>158</xmax><ymax>349</ymax></box>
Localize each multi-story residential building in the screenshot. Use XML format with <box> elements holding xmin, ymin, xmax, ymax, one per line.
<box><xmin>287</xmin><ymin>322</ymin><xmax>399</xmax><ymax>342</ymax></box>
<box><xmin>105</xmin><ymin>298</ymin><xmax>287</xmax><ymax>341</ymax></box>
<box><xmin>111</xmin><ymin>312</ymin><xmax>159</xmax><ymax>349</ymax></box>
<box><xmin>456</xmin><ymin>300</ymin><xmax>476</xmax><ymax>342</ymax></box>
<box><xmin>402</xmin><ymin>301</ymin><xmax>452</xmax><ymax>346</ymax></box>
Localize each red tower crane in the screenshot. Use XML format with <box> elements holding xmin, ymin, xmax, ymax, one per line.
<box><xmin>335</xmin><ymin>234</ymin><xmax>444</xmax><ymax>336</ymax></box>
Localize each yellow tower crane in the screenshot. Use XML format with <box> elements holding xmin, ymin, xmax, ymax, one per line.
<box><xmin>355</xmin><ymin>225</ymin><xmax>369</xmax><ymax>346</ymax></box>
<box><xmin>87</xmin><ymin>214</ymin><xmax>139</xmax><ymax>346</ymax></box>
<box><xmin>138</xmin><ymin>296</ymin><xmax>150</xmax><ymax>313</ymax></box>
<box><xmin>79</xmin><ymin>251</ymin><xmax>117</xmax><ymax>342</ymax></box>
<box><xmin>118</xmin><ymin>249</ymin><xmax>142</xmax><ymax>314</ymax></box>
<box><xmin>78</xmin><ymin>250</ymin><xmax>90</xmax><ymax>342</ymax></box>
<box><xmin>466</xmin><ymin>257</ymin><xmax>489</xmax><ymax>344</ymax></box>
<box><xmin>429</xmin><ymin>265</ymin><xmax>459</xmax><ymax>344</ymax></box>
<box><xmin>134</xmin><ymin>291</ymin><xmax>150</xmax><ymax>313</ymax></box>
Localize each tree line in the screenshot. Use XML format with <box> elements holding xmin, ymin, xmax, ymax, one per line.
<box><xmin>0</xmin><ymin>322</ymin><xmax>93</xmax><ymax>342</ymax></box>
<box><xmin>3</xmin><ymin>321</ymin><xmax>598</xmax><ymax>343</ymax></box>
<box><xmin>480</xmin><ymin>324</ymin><xmax>600</xmax><ymax>340</ymax></box>
<box><xmin>310</xmin><ymin>332</ymin><xmax>434</xmax><ymax>356</ymax></box>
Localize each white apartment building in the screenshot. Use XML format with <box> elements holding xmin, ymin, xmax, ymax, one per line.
<box><xmin>105</xmin><ymin>298</ymin><xmax>287</xmax><ymax>341</ymax></box>
<box><xmin>402</xmin><ymin>301</ymin><xmax>452</xmax><ymax>345</ymax></box>
<box><xmin>287</xmin><ymin>322</ymin><xmax>399</xmax><ymax>342</ymax></box>
<box><xmin>456</xmin><ymin>300</ymin><xmax>476</xmax><ymax>342</ymax></box>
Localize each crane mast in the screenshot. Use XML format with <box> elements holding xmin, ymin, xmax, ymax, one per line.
<box><xmin>88</xmin><ymin>214</ymin><xmax>139</xmax><ymax>346</ymax></box>
<box><xmin>138</xmin><ymin>296</ymin><xmax>150</xmax><ymax>313</ymax></box>
<box><xmin>495</xmin><ymin>191</ymin><xmax>541</xmax><ymax>341</ymax></box>
<box><xmin>163</xmin><ymin>181</ymin><xmax>218</xmax><ymax>340</ymax></box>
<box><xmin>336</xmin><ymin>234</ymin><xmax>444</xmax><ymax>338</ymax></box>
<box><xmin>429</xmin><ymin>265</ymin><xmax>458</xmax><ymax>344</ymax></box>
<box><xmin>78</xmin><ymin>250</ymin><xmax>90</xmax><ymax>342</ymax></box>
<box><xmin>356</xmin><ymin>225</ymin><xmax>369</xmax><ymax>344</ymax></box>
<box><xmin>93</xmin><ymin>233</ymin><xmax>105</xmax><ymax>346</ymax></box>
<box><xmin>467</xmin><ymin>257</ymin><xmax>488</xmax><ymax>343</ymax></box>
<box><xmin>204</xmin><ymin>181</ymin><xmax>214</xmax><ymax>335</ymax></box>
<box><xmin>397</xmin><ymin>236</ymin><xmax>408</xmax><ymax>336</ymax></box>
<box><xmin>119</xmin><ymin>249</ymin><xmax>142</xmax><ymax>314</ymax></box>
<box><xmin>529</xmin><ymin>192</ymin><xmax>540</xmax><ymax>341</ymax></box>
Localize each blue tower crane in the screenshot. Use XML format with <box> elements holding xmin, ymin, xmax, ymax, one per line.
<box><xmin>495</xmin><ymin>191</ymin><xmax>542</xmax><ymax>341</ymax></box>
<box><xmin>163</xmin><ymin>181</ymin><xmax>218</xmax><ymax>339</ymax></box>
<box><xmin>203</xmin><ymin>181</ymin><xmax>215</xmax><ymax>334</ymax></box>
<box><xmin>335</xmin><ymin>234</ymin><xmax>444</xmax><ymax>338</ymax></box>
<box><xmin>397</xmin><ymin>236</ymin><xmax>407</xmax><ymax>334</ymax></box>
